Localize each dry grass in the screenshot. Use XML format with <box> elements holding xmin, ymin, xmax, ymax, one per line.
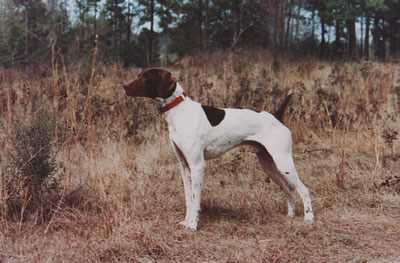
<box><xmin>0</xmin><ymin>50</ymin><xmax>399</xmax><ymax>262</ymax></box>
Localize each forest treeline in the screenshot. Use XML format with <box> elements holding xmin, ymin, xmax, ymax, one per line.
<box><xmin>0</xmin><ymin>0</ymin><xmax>399</xmax><ymax>68</ymax></box>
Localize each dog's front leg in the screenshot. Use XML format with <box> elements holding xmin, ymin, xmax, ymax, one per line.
<box><xmin>171</xmin><ymin>142</ymin><xmax>192</xmax><ymax>225</ymax></box>
<box><xmin>185</xmin><ymin>157</ymin><xmax>205</xmax><ymax>231</ymax></box>
<box><xmin>171</xmin><ymin>141</ymin><xmax>205</xmax><ymax>231</ymax></box>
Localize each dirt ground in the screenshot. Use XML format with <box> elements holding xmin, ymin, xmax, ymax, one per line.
<box><xmin>1</xmin><ymin>130</ymin><xmax>400</xmax><ymax>263</ymax></box>
<box><xmin>1</xmin><ymin>53</ymin><xmax>399</xmax><ymax>262</ymax></box>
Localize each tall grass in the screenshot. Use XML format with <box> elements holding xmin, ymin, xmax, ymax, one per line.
<box><xmin>0</xmin><ymin>51</ymin><xmax>399</xmax><ymax>262</ymax></box>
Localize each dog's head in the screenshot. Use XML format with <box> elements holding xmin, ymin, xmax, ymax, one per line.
<box><xmin>123</xmin><ymin>68</ymin><xmax>177</xmax><ymax>99</ymax></box>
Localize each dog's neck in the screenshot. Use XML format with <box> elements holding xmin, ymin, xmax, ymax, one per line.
<box><xmin>156</xmin><ymin>83</ymin><xmax>186</xmax><ymax>109</ymax></box>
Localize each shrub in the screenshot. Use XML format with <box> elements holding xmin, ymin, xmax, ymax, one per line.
<box><xmin>2</xmin><ymin>111</ymin><xmax>62</xmax><ymax>222</ymax></box>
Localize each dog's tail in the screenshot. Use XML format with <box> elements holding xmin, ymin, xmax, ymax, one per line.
<box><xmin>273</xmin><ymin>91</ymin><xmax>293</xmax><ymax>123</ymax></box>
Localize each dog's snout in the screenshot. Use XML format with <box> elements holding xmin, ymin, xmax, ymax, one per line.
<box><xmin>122</xmin><ymin>84</ymin><xmax>129</xmax><ymax>95</ymax></box>
<box><xmin>122</xmin><ymin>81</ymin><xmax>134</xmax><ymax>95</ymax></box>
<box><xmin>123</xmin><ymin>79</ymin><xmax>143</xmax><ymax>97</ymax></box>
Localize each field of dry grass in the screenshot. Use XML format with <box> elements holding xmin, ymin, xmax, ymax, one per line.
<box><xmin>1</xmin><ymin>51</ymin><xmax>399</xmax><ymax>262</ymax></box>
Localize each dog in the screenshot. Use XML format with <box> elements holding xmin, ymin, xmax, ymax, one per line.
<box><xmin>123</xmin><ymin>68</ymin><xmax>314</xmax><ymax>231</ymax></box>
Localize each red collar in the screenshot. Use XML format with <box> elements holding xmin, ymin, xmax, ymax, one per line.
<box><xmin>159</xmin><ymin>93</ymin><xmax>186</xmax><ymax>114</ymax></box>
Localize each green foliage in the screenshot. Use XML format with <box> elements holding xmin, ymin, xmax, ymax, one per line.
<box><xmin>0</xmin><ymin>0</ymin><xmax>399</xmax><ymax>66</ymax></box>
<box><xmin>365</xmin><ymin>0</ymin><xmax>388</xmax><ymax>11</ymax></box>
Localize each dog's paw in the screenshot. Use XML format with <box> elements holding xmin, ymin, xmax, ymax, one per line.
<box><xmin>288</xmin><ymin>211</ymin><xmax>295</xmax><ymax>218</ymax></box>
<box><xmin>178</xmin><ymin>220</ymin><xmax>187</xmax><ymax>227</ymax></box>
<box><xmin>178</xmin><ymin>220</ymin><xmax>198</xmax><ymax>231</ymax></box>
<box><xmin>304</xmin><ymin>215</ymin><xmax>314</xmax><ymax>225</ymax></box>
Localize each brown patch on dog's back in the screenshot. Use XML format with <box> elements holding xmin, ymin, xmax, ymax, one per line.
<box><xmin>201</xmin><ymin>105</ymin><xmax>225</xmax><ymax>127</ymax></box>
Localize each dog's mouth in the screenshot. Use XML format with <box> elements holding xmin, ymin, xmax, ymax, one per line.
<box><xmin>122</xmin><ymin>84</ymin><xmax>132</xmax><ymax>96</ymax></box>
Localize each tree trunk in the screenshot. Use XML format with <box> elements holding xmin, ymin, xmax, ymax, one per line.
<box><xmin>327</xmin><ymin>24</ymin><xmax>331</xmax><ymax>44</ymax></box>
<box><xmin>93</xmin><ymin>0</ymin><xmax>98</xmax><ymax>46</ymax></box>
<box><xmin>204</xmin><ymin>0</ymin><xmax>209</xmax><ymax>49</ymax></box>
<box><xmin>373</xmin><ymin>16</ymin><xmax>380</xmax><ymax>59</ymax></box>
<box><xmin>311</xmin><ymin>9</ymin><xmax>315</xmax><ymax>44</ymax></box>
<box><xmin>149</xmin><ymin>0</ymin><xmax>154</xmax><ymax>65</ymax></box>
<box><xmin>232</xmin><ymin>1</ymin><xmax>244</xmax><ymax>50</ymax></box>
<box><xmin>25</xmin><ymin>8</ymin><xmax>28</xmax><ymax>57</ymax></box>
<box><xmin>382</xmin><ymin>18</ymin><xmax>387</xmax><ymax>61</ymax></box>
<box><xmin>294</xmin><ymin>2</ymin><xmax>301</xmax><ymax>44</ymax></box>
<box><xmin>112</xmin><ymin>0</ymin><xmax>117</xmax><ymax>60</ymax></box>
<box><xmin>279</xmin><ymin>1</ymin><xmax>285</xmax><ymax>49</ymax></box>
<box><xmin>320</xmin><ymin>16</ymin><xmax>326</xmax><ymax>56</ymax></box>
<box><xmin>198</xmin><ymin>0</ymin><xmax>203</xmax><ymax>50</ymax></box>
<box><xmin>389</xmin><ymin>19</ymin><xmax>397</xmax><ymax>56</ymax></box>
<box><xmin>335</xmin><ymin>19</ymin><xmax>340</xmax><ymax>54</ymax></box>
<box><xmin>126</xmin><ymin>2</ymin><xmax>132</xmax><ymax>44</ymax></box>
<box><xmin>364</xmin><ymin>16</ymin><xmax>370</xmax><ymax>59</ymax></box>
<box><xmin>347</xmin><ymin>19</ymin><xmax>356</xmax><ymax>58</ymax></box>
<box><xmin>360</xmin><ymin>16</ymin><xmax>364</xmax><ymax>56</ymax></box>
<box><xmin>285</xmin><ymin>2</ymin><xmax>292</xmax><ymax>49</ymax></box>
<box><xmin>273</xmin><ymin>2</ymin><xmax>279</xmax><ymax>50</ymax></box>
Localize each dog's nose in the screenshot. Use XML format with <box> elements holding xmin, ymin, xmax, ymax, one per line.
<box><xmin>121</xmin><ymin>84</ymin><xmax>128</xmax><ymax>96</ymax></box>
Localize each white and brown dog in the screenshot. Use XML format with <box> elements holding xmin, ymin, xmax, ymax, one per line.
<box><xmin>123</xmin><ymin>68</ymin><xmax>314</xmax><ymax>231</ymax></box>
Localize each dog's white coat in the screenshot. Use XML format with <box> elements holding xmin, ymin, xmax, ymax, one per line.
<box><xmin>161</xmin><ymin>84</ymin><xmax>314</xmax><ymax>231</ymax></box>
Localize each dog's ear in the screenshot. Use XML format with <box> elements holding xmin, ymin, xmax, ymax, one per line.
<box><xmin>156</xmin><ymin>70</ymin><xmax>177</xmax><ymax>98</ymax></box>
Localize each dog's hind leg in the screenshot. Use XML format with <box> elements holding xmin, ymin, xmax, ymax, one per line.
<box><xmin>256</xmin><ymin>147</ymin><xmax>296</xmax><ymax>218</ymax></box>
<box><xmin>249</xmin><ymin>127</ymin><xmax>314</xmax><ymax>224</ymax></box>
<box><xmin>274</xmin><ymin>154</ymin><xmax>314</xmax><ymax>224</ymax></box>
<box><xmin>272</xmin><ymin>152</ymin><xmax>314</xmax><ymax>224</ymax></box>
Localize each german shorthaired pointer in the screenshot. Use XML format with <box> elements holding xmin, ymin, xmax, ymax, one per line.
<box><xmin>123</xmin><ymin>68</ymin><xmax>314</xmax><ymax>231</ymax></box>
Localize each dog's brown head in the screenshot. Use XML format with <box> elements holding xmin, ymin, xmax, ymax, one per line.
<box><xmin>123</xmin><ymin>68</ymin><xmax>177</xmax><ymax>99</ymax></box>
